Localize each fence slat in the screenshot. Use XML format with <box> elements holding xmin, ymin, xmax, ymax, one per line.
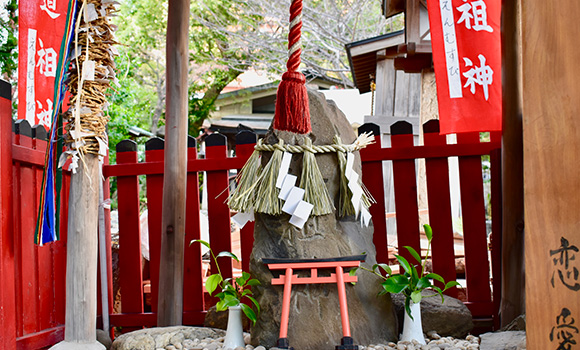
<box><xmin>183</xmin><ymin>136</ymin><xmax>204</xmax><ymax>316</ymax></box>
<box><xmin>456</xmin><ymin>132</ymin><xmax>492</xmax><ymax>305</ymax></box>
<box><xmin>145</xmin><ymin>138</ymin><xmax>165</xmax><ymax>314</ymax></box>
<box><xmin>235</xmin><ymin>131</ymin><xmax>257</xmax><ymax>272</ymax></box>
<box><xmin>0</xmin><ymin>80</ymin><xmax>17</xmax><ymax>349</ymax></box>
<box><xmin>359</xmin><ymin>123</ymin><xmax>389</xmax><ymax>264</ymax></box>
<box><xmin>390</xmin><ymin>121</ymin><xmax>421</xmax><ymax>263</ymax></box>
<box><xmin>490</xmin><ymin>147</ymin><xmax>502</xmax><ymax>329</ymax></box>
<box><xmin>115</xmin><ymin>140</ymin><xmax>144</xmax><ymax>323</ymax></box>
<box><xmin>14</xmin><ymin>121</ymin><xmax>39</xmax><ymax>336</ymax></box>
<box><xmin>32</xmin><ymin>126</ymin><xmax>55</xmax><ymax>330</ymax></box>
<box><xmin>423</xmin><ymin>120</ymin><xmax>458</xmax><ymax>298</ymax></box>
<box><xmin>205</xmin><ymin>134</ymin><xmax>232</xmax><ymax>280</ymax></box>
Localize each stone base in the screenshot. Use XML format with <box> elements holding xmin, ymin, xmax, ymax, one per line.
<box><xmin>50</xmin><ymin>341</ymin><xmax>106</xmax><ymax>350</ymax></box>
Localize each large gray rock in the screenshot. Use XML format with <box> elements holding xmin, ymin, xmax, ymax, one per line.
<box><xmin>250</xmin><ymin>89</ymin><xmax>398</xmax><ymax>350</ymax></box>
<box><xmin>111</xmin><ymin>326</ymin><xmax>225</xmax><ymax>350</ymax></box>
<box><xmin>480</xmin><ymin>331</ymin><xmax>526</xmax><ymax>350</ymax></box>
<box><xmin>392</xmin><ymin>290</ymin><xmax>473</xmax><ymax>338</ymax></box>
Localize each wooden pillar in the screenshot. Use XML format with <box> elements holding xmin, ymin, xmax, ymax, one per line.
<box><xmin>500</xmin><ymin>0</ymin><xmax>525</xmax><ymax>326</ymax></box>
<box><xmin>157</xmin><ymin>0</ymin><xmax>190</xmax><ymax>326</ymax></box>
<box><xmin>51</xmin><ymin>155</ymin><xmax>104</xmax><ymax>350</ymax></box>
<box><xmin>0</xmin><ymin>79</ymin><xmax>17</xmax><ymax>349</ymax></box>
<box><xmin>522</xmin><ymin>2</ymin><xmax>580</xmax><ymax>349</ymax></box>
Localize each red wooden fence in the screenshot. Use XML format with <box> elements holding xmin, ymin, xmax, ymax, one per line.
<box><xmin>1</xmin><ymin>73</ymin><xmax>502</xmax><ymax>348</ymax></box>
<box><xmin>359</xmin><ymin>120</ymin><xmax>502</xmax><ymax>331</ymax></box>
<box><xmin>0</xmin><ymin>80</ymin><xmax>70</xmax><ymax>349</ymax></box>
<box><xmin>102</xmin><ymin>131</ymin><xmax>257</xmax><ymax>328</ymax></box>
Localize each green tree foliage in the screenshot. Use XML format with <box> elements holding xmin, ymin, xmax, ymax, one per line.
<box><xmin>0</xmin><ymin>0</ymin><xmax>18</xmax><ymax>81</ymax></box>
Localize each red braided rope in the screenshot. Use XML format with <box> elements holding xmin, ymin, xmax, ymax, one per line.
<box><xmin>287</xmin><ymin>0</ymin><xmax>303</xmax><ymax>72</ymax></box>
<box><xmin>273</xmin><ymin>0</ymin><xmax>311</xmax><ymax>134</ymax></box>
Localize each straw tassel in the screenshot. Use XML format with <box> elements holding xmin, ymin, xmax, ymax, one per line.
<box><xmin>254</xmin><ymin>140</ymin><xmax>284</xmax><ymax>215</ymax></box>
<box><xmin>228</xmin><ymin>141</ymin><xmax>263</xmax><ymax>212</ymax></box>
<box><xmin>272</xmin><ymin>0</ymin><xmax>311</xmax><ymax>134</ymax></box>
<box><xmin>335</xmin><ymin>136</ymin><xmax>355</xmax><ymax>217</ymax></box>
<box><xmin>300</xmin><ymin>138</ymin><xmax>334</xmax><ymax>216</ymax></box>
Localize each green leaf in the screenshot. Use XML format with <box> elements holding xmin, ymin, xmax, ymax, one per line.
<box><xmin>444</xmin><ymin>281</ymin><xmax>461</xmax><ymax>290</ymax></box>
<box><xmin>425</xmin><ymin>273</ymin><xmax>444</xmax><ymax>283</ymax></box>
<box><xmin>395</xmin><ymin>255</ymin><xmax>412</xmax><ymax>276</ymax></box>
<box><xmin>382</xmin><ymin>275</ymin><xmax>409</xmax><ymax>294</ymax></box>
<box><xmin>246</xmin><ymin>279</ymin><xmax>261</xmax><ymax>286</ymax></box>
<box><xmin>372</xmin><ymin>263</ymin><xmax>392</xmax><ymax>275</ymax></box>
<box><xmin>216</xmin><ymin>251</ymin><xmax>240</xmax><ymax>262</ymax></box>
<box><xmin>245</xmin><ymin>295</ymin><xmax>261</xmax><ymax>313</ymax></box>
<box><xmin>404</xmin><ymin>246</ymin><xmax>422</xmax><ymax>264</ymax></box>
<box><xmin>223</xmin><ymin>294</ymin><xmax>240</xmax><ymax>308</ymax></box>
<box><xmin>205</xmin><ymin>274</ymin><xmax>223</xmax><ymax>296</ymax></box>
<box><xmin>424</xmin><ymin>224</ymin><xmax>433</xmax><ymax>242</ymax></box>
<box><xmin>191</xmin><ymin>239</ymin><xmax>211</xmax><ymax>249</ymax></box>
<box><xmin>432</xmin><ymin>286</ymin><xmax>445</xmax><ymax>303</ymax></box>
<box><xmin>404</xmin><ymin>297</ymin><xmax>413</xmax><ymax>320</ymax></box>
<box><xmin>241</xmin><ymin>289</ymin><xmax>253</xmax><ymax>297</ymax></box>
<box><xmin>417</xmin><ymin>276</ymin><xmax>431</xmax><ymax>290</ymax></box>
<box><xmin>240</xmin><ymin>303</ymin><xmax>257</xmax><ymax>325</ymax></box>
<box><xmin>411</xmin><ymin>290</ymin><xmax>422</xmax><ymax>304</ymax></box>
<box><xmin>349</xmin><ymin>267</ymin><xmax>359</xmax><ymax>276</ymax></box>
<box><xmin>216</xmin><ymin>300</ymin><xmax>227</xmax><ymax>311</ymax></box>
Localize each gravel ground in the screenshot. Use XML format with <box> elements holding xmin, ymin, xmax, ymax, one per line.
<box><xmin>169</xmin><ymin>332</ymin><xmax>480</xmax><ymax>350</ymax></box>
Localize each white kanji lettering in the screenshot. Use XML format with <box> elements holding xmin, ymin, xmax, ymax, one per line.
<box><xmin>456</xmin><ymin>0</ymin><xmax>493</xmax><ymax>32</ymax></box>
<box><xmin>36</xmin><ymin>99</ymin><xmax>53</xmax><ymax>127</ymax></box>
<box><xmin>40</xmin><ymin>0</ymin><xmax>61</xmax><ymax>19</ymax></box>
<box><xmin>463</xmin><ymin>54</ymin><xmax>493</xmax><ymax>100</ymax></box>
<box><xmin>36</xmin><ymin>38</ymin><xmax>58</xmax><ymax>78</ymax></box>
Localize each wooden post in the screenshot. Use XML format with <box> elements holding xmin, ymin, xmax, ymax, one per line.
<box><xmin>51</xmin><ymin>155</ymin><xmax>104</xmax><ymax>350</ymax></box>
<box><xmin>0</xmin><ymin>79</ymin><xmax>17</xmax><ymax>349</ymax></box>
<box><xmin>500</xmin><ymin>0</ymin><xmax>525</xmax><ymax>327</ymax></box>
<box><xmin>522</xmin><ymin>2</ymin><xmax>580</xmax><ymax>349</ymax></box>
<box><xmin>157</xmin><ymin>0</ymin><xmax>190</xmax><ymax>326</ymax></box>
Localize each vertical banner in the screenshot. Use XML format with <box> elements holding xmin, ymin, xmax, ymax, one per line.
<box><xmin>18</xmin><ymin>0</ymin><xmax>68</xmax><ymax>128</ymax></box>
<box><xmin>426</xmin><ymin>0</ymin><xmax>502</xmax><ymax>134</ymax></box>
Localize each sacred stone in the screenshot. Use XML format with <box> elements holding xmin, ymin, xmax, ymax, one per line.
<box><xmin>250</xmin><ymin>89</ymin><xmax>398</xmax><ymax>349</ymax></box>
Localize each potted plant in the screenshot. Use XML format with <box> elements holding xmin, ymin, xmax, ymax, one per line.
<box><xmin>192</xmin><ymin>240</ymin><xmax>261</xmax><ymax>350</ymax></box>
<box><xmin>350</xmin><ymin>224</ymin><xmax>460</xmax><ymax>344</ymax></box>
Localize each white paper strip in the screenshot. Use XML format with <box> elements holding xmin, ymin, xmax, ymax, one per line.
<box><xmin>345</xmin><ymin>153</ymin><xmax>355</xmax><ymax>180</ymax></box>
<box><xmin>276</xmin><ymin>152</ymin><xmax>293</xmax><ymax>188</ymax></box>
<box><xmin>289</xmin><ymin>201</ymin><xmax>313</xmax><ymax>229</ymax></box>
<box><xmin>278</xmin><ymin>174</ymin><xmax>297</xmax><ymax>200</ymax></box>
<box><xmin>84</xmin><ymin>3</ymin><xmax>99</xmax><ymax>22</ymax></box>
<box><xmin>361</xmin><ymin>207</ymin><xmax>372</xmax><ymax>227</ymax></box>
<box><xmin>25</xmin><ymin>29</ymin><xmax>37</xmax><ymax>124</ymax></box>
<box><xmin>282</xmin><ymin>187</ymin><xmax>305</xmax><ymax>215</ymax></box>
<box><xmin>439</xmin><ymin>0</ymin><xmax>462</xmax><ymax>98</ymax></box>
<box><xmin>231</xmin><ymin>211</ymin><xmax>255</xmax><ymax>228</ymax></box>
<box><xmin>82</xmin><ymin>60</ymin><xmax>96</xmax><ymax>81</ymax></box>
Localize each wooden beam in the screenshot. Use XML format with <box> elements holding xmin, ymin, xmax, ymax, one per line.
<box><xmin>500</xmin><ymin>0</ymin><xmax>525</xmax><ymax>327</ymax></box>
<box><xmin>522</xmin><ymin>1</ymin><xmax>580</xmax><ymax>348</ymax></box>
<box><xmin>157</xmin><ymin>0</ymin><xmax>190</xmax><ymax>326</ymax></box>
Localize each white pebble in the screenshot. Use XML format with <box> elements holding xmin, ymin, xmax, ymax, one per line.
<box><xmin>254</xmin><ymin>346</ymin><xmax>266</xmax><ymax>350</ymax></box>
<box><xmin>397</xmin><ymin>345</ymin><xmax>406</xmax><ymax>350</ymax></box>
<box><xmin>388</xmin><ymin>342</ymin><xmax>397</xmax><ymax>347</ymax></box>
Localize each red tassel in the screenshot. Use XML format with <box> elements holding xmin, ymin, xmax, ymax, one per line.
<box><xmin>273</xmin><ymin>71</ymin><xmax>311</xmax><ymax>134</ymax></box>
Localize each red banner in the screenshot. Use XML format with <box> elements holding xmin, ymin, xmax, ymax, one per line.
<box><xmin>18</xmin><ymin>0</ymin><xmax>68</xmax><ymax>128</ymax></box>
<box><xmin>426</xmin><ymin>0</ymin><xmax>502</xmax><ymax>134</ymax></box>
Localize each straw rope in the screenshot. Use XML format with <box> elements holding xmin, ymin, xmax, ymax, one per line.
<box><xmin>254</xmin><ymin>132</ymin><xmax>374</xmax><ymax>154</ymax></box>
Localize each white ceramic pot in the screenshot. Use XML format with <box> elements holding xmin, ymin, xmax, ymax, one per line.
<box><xmin>223</xmin><ymin>306</ymin><xmax>245</xmax><ymax>350</ymax></box>
<box><xmin>400</xmin><ymin>300</ymin><xmax>426</xmax><ymax>345</ymax></box>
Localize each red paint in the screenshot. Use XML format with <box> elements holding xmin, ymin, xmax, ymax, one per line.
<box><xmin>145</xmin><ymin>147</ymin><xmax>164</xmax><ymax>314</ymax></box>
<box><xmin>457</xmin><ymin>132</ymin><xmax>492</xmax><ymax>306</ymax></box>
<box><xmin>423</xmin><ymin>126</ymin><xmax>458</xmax><ymax>298</ymax></box>
<box><xmin>205</xmin><ymin>140</ymin><xmax>233</xmax><ymax>280</ymax></box>
<box><xmin>390</xmin><ymin>130</ymin><xmax>422</xmax><ymax>266</ymax></box>
<box><xmin>1</xmin><ymin>90</ymin><xmax>17</xmax><ymax>349</ymax></box>
<box><xmin>360</xmin><ymin>135</ymin><xmax>389</xmax><ymax>264</ymax></box>
<box><xmin>234</xmin><ymin>141</ymin><xmax>256</xmax><ymax>273</ymax></box>
<box><xmin>183</xmin><ymin>144</ymin><xmax>204</xmax><ymax>313</ymax></box>
<box><xmin>116</xmin><ymin>148</ymin><xmax>144</xmax><ymax>326</ymax></box>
